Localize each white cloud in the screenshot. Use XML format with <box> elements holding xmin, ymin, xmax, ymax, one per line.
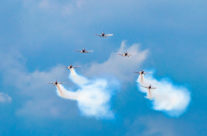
<box><xmin>12</xmin><ymin>65</ymin><xmax>79</xmax><ymax>118</ymax></box>
<box><xmin>0</xmin><ymin>92</ymin><xmax>12</xmax><ymax>103</ymax></box>
<box><xmin>86</xmin><ymin>41</ymin><xmax>148</xmax><ymax>82</ymax></box>
<box><xmin>22</xmin><ymin>0</ymin><xmax>88</xmax><ymax>16</ymax></box>
<box><xmin>0</xmin><ymin>51</ymin><xmax>79</xmax><ymax>118</ymax></box>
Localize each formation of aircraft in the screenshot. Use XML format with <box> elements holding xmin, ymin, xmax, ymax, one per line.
<box><xmin>135</xmin><ymin>70</ymin><xmax>156</xmax><ymax>99</ymax></box>
<box><xmin>50</xmin><ymin>32</ymin><xmax>157</xmax><ymax>100</ymax></box>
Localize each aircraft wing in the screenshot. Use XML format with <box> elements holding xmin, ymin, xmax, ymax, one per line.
<box><xmin>48</xmin><ymin>82</ymin><xmax>56</xmax><ymax>86</ymax></box>
<box><xmin>140</xmin><ymin>84</ymin><xmax>148</xmax><ymax>89</ymax></box>
<box><xmin>73</xmin><ymin>66</ymin><xmax>80</xmax><ymax>68</ymax></box>
<box><xmin>64</xmin><ymin>66</ymin><xmax>69</xmax><ymax>70</ymax></box>
<box><xmin>144</xmin><ymin>72</ymin><xmax>152</xmax><ymax>75</ymax></box>
<box><xmin>83</xmin><ymin>50</ymin><xmax>93</xmax><ymax>53</ymax></box>
<box><xmin>96</xmin><ymin>34</ymin><xmax>102</xmax><ymax>37</ymax></box>
<box><xmin>105</xmin><ymin>34</ymin><xmax>113</xmax><ymax>37</ymax></box>
<box><xmin>87</xmin><ymin>50</ymin><xmax>93</xmax><ymax>53</ymax></box>
<box><xmin>75</xmin><ymin>50</ymin><xmax>81</xmax><ymax>52</ymax></box>
<box><xmin>118</xmin><ymin>53</ymin><xmax>123</xmax><ymax>56</ymax></box>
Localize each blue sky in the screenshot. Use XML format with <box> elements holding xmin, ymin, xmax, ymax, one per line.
<box><xmin>0</xmin><ymin>0</ymin><xmax>207</xmax><ymax>135</ymax></box>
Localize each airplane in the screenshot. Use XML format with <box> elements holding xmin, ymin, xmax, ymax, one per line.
<box><xmin>118</xmin><ymin>51</ymin><xmax>131</xmax><ymax>57</ymax></box>
<box><xmin>135</xmin><ymin>70</ymin><xmax>147</xmax><ymax>83</ymax></box>
<box><xmin>48</xmin><ymin>80</ymin><xmax>63</xmax><ymax>86</ymax></box>
<box><xmin>49</xmin><ymin>80</ymin><xmax>64</xmax><ymax>95</ymax></box>
<box><xmin>135</xmin><ymin>70</ymin><xmax>149</xmax><ymax>75</ymax></box>
<box><xmin>76</xmin><ymin>48</ymin><xmax>93</xmax><ymax>54</ymax></box>
<box><xmin>96</xmin><ymin>32</ymin><xmax>113</xmax><ymax>38</ymax></box>
<box><xmin>65</xmin><ymin>65</ymin><xmax>80</xmax><ymax>70</ymax></box>
<box><xmin>140</xmin><ymin>84</ymin><xmax>156</xmax><ymax>99</ymax></box>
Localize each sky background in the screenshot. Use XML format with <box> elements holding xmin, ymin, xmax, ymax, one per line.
<box><xmin>0</xmin><ymin>0</ymin><xmax>207</xmax><ymax>135</ymax></box>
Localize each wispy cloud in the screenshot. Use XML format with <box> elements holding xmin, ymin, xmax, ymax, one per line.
<box><xmin>23</xmin><ymin>0</ymin><xmax>88</xmax><ymax>16</ymax></box>
<box><xmin>86</xmin><ymin>41</ymin><xmax>148</xmax><ymax>82</ymax></box>
<box><xmin>137</xmin><ymin>72</ymin><xmax>190</xmax><ymax>116</ymax></box>
<box><xmin>0</xmin><ymin>50</ymin><xmax>78</xmax><ymax>118</ymax></box>
<box><xmin>0</xmin><ymin>92</ymin><xmax>12</xmax><ymax>103</ymax></box>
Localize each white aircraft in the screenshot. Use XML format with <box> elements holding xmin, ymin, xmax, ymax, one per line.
<box><xmin>135</xmin><ymin>70</ymin><xmax>151</xmax><ymax>76</ymax></box>
<box><xmin>96</xmin><ymin>32</ymin><xmax>113</xmax><ymax>38</ymax></box>
<box><xmin>49</xmin><ymin>80</ymin><xmax>64</xmax><ymax>95</ymax></box>
<box><xmin>118</xmin><ymin>51</ymin><xmax>131</xmax><ymax>57</ymax></box>
<box><xmin>65</xmin><ymin>65</ymin><xmax>80</xmax><ymax>70</ymax></box>
<box><xmin>136</xmin><ymin>70</ymin><xmax>152</xmax><ymax>83</ymax></box>
<box><xmin>48</xmin><ymin>80</ymin><xmax>63</xmax><ymax>86</ymax></box>
<box><xmin>141</xmin><ymin>84</ymin><xmax>156</xmax><ymax>99</ymax></box>
<box><xmin>76</xmin><ymin>48</ymin><xmax>93</xmax><ymax>54</ymax></box>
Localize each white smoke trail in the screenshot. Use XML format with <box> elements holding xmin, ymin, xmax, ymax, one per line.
<box><xmin>56</xmin><ymin>84</ymin><xmax>78</xmax><ymax>100</ymax></box>
<box><xmin>69</xmin><ymin>69</ymin><xmax>89</xmax><ymax>86</ymax></box>
<box><xmin>56</xmin><ymin>69</ymin><xmax>115</xmax><ymax>118</ymax></box>
<box><xmin>137</xmin><ymin>73</ymin><xmax>190</xmax><ymax>116</ymax></box>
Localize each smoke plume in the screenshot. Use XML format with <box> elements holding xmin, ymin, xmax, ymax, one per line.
<box><xmin>137</xmin><ymin>73</ymin><xmax>190</xmax><ymax>116</ymax></box>
<box><xmin>56</xmin><ymin>69</ymin><xmax>115</xmax><ymax>118</ymax></box>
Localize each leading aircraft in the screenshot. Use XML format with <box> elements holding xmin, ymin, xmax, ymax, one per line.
<box><xmin>76</xmin><ymin>48</ymin><xmax>93</xmax><ymax>54</ymax></box>
<box><xmin>96</xmin><ymin>32</ymin><xmax>113</xmax><ymax>38</ymax></box>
